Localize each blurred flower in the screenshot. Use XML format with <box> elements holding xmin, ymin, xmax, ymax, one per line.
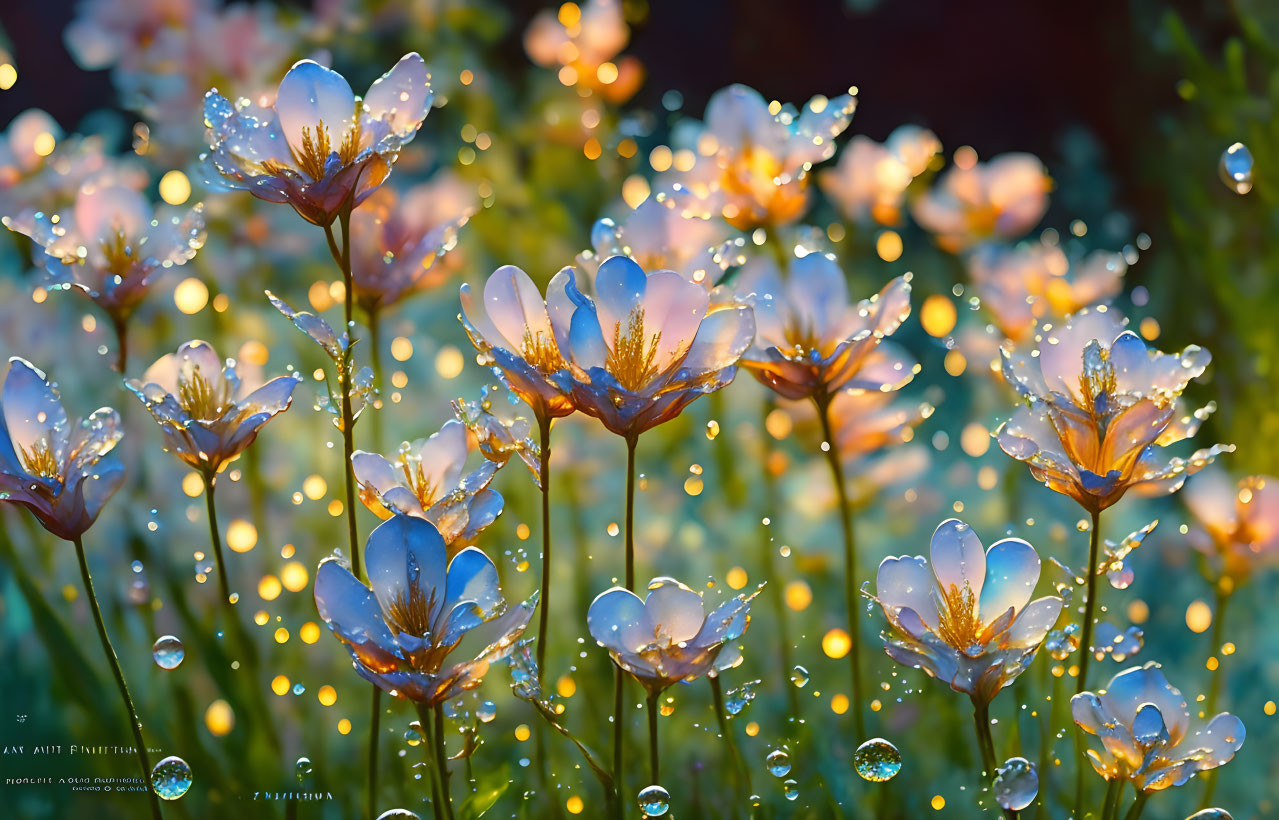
<box><xmin>1071</xmin><ymin>663</ymin><xmax>1245</xmax><ymax>792</ymax></box>
<box><xmin>996</xmin><ymin>307</ymin><xmax>1230</xmax><ymax>513</ymax></box>
<box><xmin>349</xmin><ymin>182</ymin><xmax>470</xmax><ymax>315</ymax></box>
<box><xmin>552</xmin><ymin>256</ymin><xmax>755</xmax><ymax>437</ymax></box>
<box><xmin>4</xmin><ymin>182</ymin><xmax>205</xmax><ymax>327</ymax></box>
<box><xmin>871</xmin><ymin>519</ymin><xmax>1062</xmax><ymax>705</ymax></box>
<box><xmin>913</xmin><ymin>153</ymin><xmax>1050</xmax><ymax>252</ymax></box>
<box><xmin>126</xmin><ymin>340</ymin><xmax>299</xmax><ymax>476</ymax></box>
<box><xmin>352</xmin><ymin>419</ymin><xmax>503</xmax><ymax>550</ymax></box>
<box><xmin>827</xmin><ymin>383</ymin><xmax>932</xmax><ymax>465</ymax></box>
<box><xmin>969</xmin><ymin>241</ymin><xmax>1127</xmax><ymax>343</ymax></box>
<box><xmin>665</xmin><ymin>84</ymin><xmax>858</xmax><ymax>230</ymax></box>
<box><xmin>818</xmin><ymin>125</ymin><xmax>940</xmax><ymax>225</ymax></box>
<box><xmin>1184</xmin><ymin>469</ymin><xmax>1279</xmax><ymax>583</ymax></box>
<box><xmin>579</xmin><ymin>198</ymin><xmax>743</xmax><ymax>288</ymax></box>
<box><xmin>0</xmin><ymin>119</ymin><xmax>147</xmax><ymax>221</ymax></box>
<box><xmin>452</xmin><ymin>390</ymin><xmax>541</xmax><ymax>487</ymax></box>
<box><xmin>524</xmin><ymin>0</ymin><xmax>642</xmax><ymax>102</ymax></box>
<box><xmin>65</xmin><ymin>0</ymin><xmax>206</xmax><ymax>73</ymax></box>
<box><xmin>203</xmin><ymin>53</ymin><xmax>431</xmax><ymax>226</ymax></box>
<box><xmin>459</xmin><ymin>265</ymin><xmax>576</xmax><ymax>424</ymax></box>
<box><xmin>735</xmin><ymin>252</ymin><xmax>914</xmax><ymax>401</ymax></box>
<box><xmin>0</xmin><ymin>358</ymin><xmax>124</xmax><ymax>541</ymax></box>
<box><xmin>587</xmin><ymin>576</ymin><xmax>757</xmax><ymax>695</ymax></box>
<box><xmin>0</xmin><ymin>110</ymin><xmax>63</xmax><ymax>184</ymax></box>
<box><xmin>314</xmin><ymin>515</ymin><xmax>535</xmax><ymax>705</ymax></box>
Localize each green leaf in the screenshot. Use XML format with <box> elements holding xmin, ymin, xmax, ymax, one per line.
<box><xmin>458</xmin><ymin>763</ymin><xmax>510</xmax><ymax>820</ymax></box>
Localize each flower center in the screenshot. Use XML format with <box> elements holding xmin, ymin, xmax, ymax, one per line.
<box><xmin>606</xmin><ymin>307</ymin><xmax>662</xmax><ymax>392</ymax></box>
<box><xmin>178</xmin><ymin>369</ymin><xmax>233</xmax><ymax>421</ymax></box>
<box><xmin>935</xmin><ymin>581</ymin><xmax>985</xmax><ymax>651</ymax></box>
<box><xmin>1078</xmin><ymin>341</ymin><xmax>1118</xmax><ymax>418</ymax></box>
<box><xmin>520</xmin><ymin>327</ymin><xmax>567</xmax><ymax>375</ymax></box>
<box><xmin>18</xmin><ymin>437</ymin><xmax>60</xmax><ymax>479</ymax></box>
<box><xmin>266</xmin><ymin>116</ymin><xmax>363</xmax><ymax>181</ymax></box>
<box><xmin>98</xmin><ymin>229</ymin><xmax>136</xmax><ymax>277</ymax></box>
<box><xmin>401</xmin><ymin>459</ymin><xmax>440</xmax><ymax>510</ymax></box>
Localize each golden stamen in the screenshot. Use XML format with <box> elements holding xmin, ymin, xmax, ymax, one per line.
<box><xmin>177</xmin><ymin>369</ymin><xmax>232</xmax><ymax>420</ymax></box>
<box><xmin>606</xmin><ymin>307</ymin><xmax>662</xmax><ymax>392</ymax></box>
<box><xmin>98</xmin><ymin>229</ymin><xmax>134</xmax><ymax>277</ymax></box>
<box><xmin>262</xmin><ymin>114</ymin><xmax>363</xmax><ymax>181</ymax></box>
<box><xmin>519</xmin><ymin>327</ymin><xmax>566</xmax><ymax>374</ymax></box>
<box><xmin>935</xmin><ymin>581</ymin><xmax>984</xmax><ymax>650</ymax></box>
<box><xmin>18</xmin><ymin>438</ymin><xmax>60</xmax><ymax>479</ymax></box>
<box><xmin>403</xmin><ymin>461</ymin><xmax>439</xmax><ymax>510</ymax></box>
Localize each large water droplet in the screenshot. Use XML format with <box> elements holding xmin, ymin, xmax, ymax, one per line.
<box><xmin>1185</xmin><ymin>811</ymin><xmax>1233</xmax><ymax>820</ymax></box>
<box><xmin>151</xmin><ymin>756</ymin><xmax>192</xmax><ymax>800</ymax></box>
<box><xmin>375</xmin><ymin>811</ymin><xmax>423</xmax><ymax>820</ymax></box>
<box><xmin>1218</xmin><ymin>143</ymin><xmax>1253</xmax><ymax>194</ymax></box>
<box><xmin>295</xmin><ymin>757</ymin><xmax>313</xmax><ymax>781</ymax></box>
<box><xmin>789</xmin><ymin>665</ymin><xmax>809</xmax><ymax>688</ymax></box>
<box><xmin>405</xmin><ymin>722</ymin><xmax>423</xmax><ymax>747</ymax></box>
<box><xmin>783</xmin><ymin>779</ymin><xmax>799</xmax><ymax>800</ymax></box>
<box><xmin>637</xmin><ymin>784</ymin><xmax>670</xmax><ymax>816</ymax></box>
<box><xmin>765</xmin><ymin>748</ymin><xmax>791</xmax><ymax>777</ymax></box>
<box><xmin>993</xmin><ymin>756</ymin><xmax>1038</xmax><ymax>811</ymax></box>
<box><xmin>152</xmin><ymin>635</ymin><xmax>184</xmax><ymax>670</ymax></box>
<box><xmin>854</xmin><ymin>738</ymin><xmax>902</xmax><ymax>782</ymax></box>
<box><xmin>477</xmin><ymin>700</ymin><xmax>497</xmax><ymax>723</ymax></box>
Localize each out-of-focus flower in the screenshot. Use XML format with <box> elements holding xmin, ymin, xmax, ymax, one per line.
<box><xmin>452</xmin><ymin>390</ymin><xmax>541</xmax><ymax>487</ymax></box>
<box><xmin>4</xmin><ymin>182</ymin><xmax>205</xmax><ymax>326</ymax></box>
<box><xmin>579</xmin><ymin>199</ymin><xmax>744</xmax><ymax>289</ymax></box>
<box><xmin>1071</xmin><ymin>663</ymin><xmax>1244</xmax><ymax>792</ymax></box>
<box><xmin>203</xmin><ymin>53</ymin><xmax>431</xmax><ymax>226</ymax></box>
<box><xmin>828</xmin><ymin>384</ymin><xmax>933</xmax><ymax>465</ymax></box>
<box><xmin>553</xmin><ymin>256</ymin><xmax>755</xmax><ymax>438</ymax></box>
<box><xmin>0</xmin><ymin>119</ymin><xmax>147</xmax><ymax>221</ymax></box>
<box><xmin>996</xmin><ymin>307</ymin><xmax>1230</xmax><ymax>513</ymax></box>
<box><xmin>314</xmin><ymin>515</ymin><xmax>535</xmax><ymax>705</ymax></box>
<box><xmin>969</xmin><ymin>241</ymin><xmax>1127</xmax><ymax>343</ymax></box>
<box><xmin>735</xmin><ymin>252</ymin><xmax>914</xmax><ymax>401</ymax></box>
<box><xmin>126</xmin><ymin>340</ymin><xmax>299</xmax><ymax>476</ymax></box>
<box><xmin>1184</xmin><ymin>469</ymin><xmax>1279</xmax><ymax>583</ymax></box>
<box><xmin>0</xmin><ymin>110</ymin><xmax>63</xmax><ymax>184</ymax></box>
<box><xmin>65</xmin><ymin>0</ymin><xmax>206</xmax><ymax>73</ymax></box>
<box><xmin>524</xmin><ymin>0</ymin><xmax>642</xmax><ymax>102</ymax></box>
<box><xmin>351</xmin><ymin>419</ymin><xmax>503</xmax><ymax>551</ymax></box>
<box><xmin>459</xmin><ymin>265</ymin><xmax>576</xmax><ymax>424</ymax></box>
<box><xmin>913</xmin><ymin>153</ymin><xmax>1050</xmax><ymax>252</ymax></box>
<box><xmin>818</xmin><ymin>126</ymin><xmax>940</xmax><ymax>225</ymax></box>
<box><xmin>871</xmin><ymin>519</ymin><xmax>1063</xmax><ymax>705</ymax></box>
<box><xmin>587</xmin><ymin>576</ymin><xmax>757</xmax><ymax>695</ymax></box>
<box><xmin>0</xmin><ymin>358</ymin><xmax>124</xmax><ymax>541</ymax></box>
<box><xmin>665</xmin><ymin>84</ymin><xmax>858</xmax><ymax>231</ymax></box>
<box><xmin>349</xmin><ymin>183</ymin><xmax>469</xmax><ymax>315</ymax></box>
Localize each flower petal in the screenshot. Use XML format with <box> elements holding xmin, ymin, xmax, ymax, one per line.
<box><xmin>929</xmin><ymin>518</ymin><xmax>986</xmax><ymax>599</ymax></box>
<box><xmin>363</xmin><ymin>515</ymin><xmax>448</xmax><ymax>636</ymax></box>
<box><xmin>978</xmin><ymin>538</ymin><xmax>1040</xmax><ymax>622</ymax></box>
<box><xmin>275</xmin><ymin>59</ymin><xmax>357</xmax><ymax>160</ymax></box>
<box><xmin>643</xmin><ymin>577</ymin><xmax>706</xmax><ymax>644</ymax></box>
<box><xmin>588</xmin><ymin>586</ymin><xmax>652</xmax><ymax>654</ymax></box>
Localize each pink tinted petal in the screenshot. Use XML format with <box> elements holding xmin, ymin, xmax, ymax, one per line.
<box><xmin>3</xmin><ymin>358</ymin><xmax>66</xmax><ymax>461</ymax></box>
<box><xmin>363</xmin><ymin>52</ymin><xmax>431</xmax><ymax>136</ymax></box>
<box><xmin>641</xmin><ymin>270</ymin><xmax>708</xmax><ymax>367</ymax></box>
<box><xmin>680</xmin><ymin>303</ymin><xmax>754</xmax><ymax>377</ymax></box>
<box><xmin>1004</xmin><ymin>597</ymin><xmax>1062</xmax><ymax>648</ymax></box>
<box><xmin>929</xmin><ymin>518</ymin><xmax>986</xmax><ymax>598</ymax></box>
<box><xmin>643</xmin><ymin>577</ymin><xmax>706</xmax><ymax>644</ymax></box>
<box><xmin>482</xmin><ymin>265</ymin><xmax>553</xmax><ymax>352</ymax></box>
<box><xmin>275</xmin><ymin>60</ymin><xmax>356</xmax><ymax>159</ymax></box>
<box><xmin>786</xmin><ymin>252</ymin><xmax>847</xmax><ymax>341</ymax></box>
<box><xmin>978</xmin><ymin>538</ymin><xmax>1040</xmax><ymax>622</ymax></box>
<box><xmin>75</xmin><ymin>183</ymin><xmax>149</xmax><ymax>242</ymax></box>
<box><xmin>415</xmin><ymin>420</ymin><xmax>469</xmax><ymax>494</ymax></box>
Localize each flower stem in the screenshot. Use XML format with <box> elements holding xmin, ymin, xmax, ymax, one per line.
<box><xmin>815</xmin><ymin>391</ymin><xmax>865</xmax><ymax>739</ymax></box>
<box><xmin>612</xmin><ymin>433</ymin><xmax>640</xmax><ymax>815</ymax></box>
<box><xmin>1123</xmin><ymin>791</ymin><xmax>1149</xmax><ymax>820</ymax></box>
<box><xmin>1076</xmin><ymin>509</ymin><xmax>1103</xmax><ymax>696</ymax></box>
<box><xmin>111</xmin><ymin>313</ymin><xmax>129</xmax><ymax>374</ymax></box>
<box><xmin>73</xmin><ymin>535</ymin><xmax>162</xmax><ymax>820</ymax></box>
<box><xmin>536</xmin><ymin>414</ymin><xmax>553</xmax><ymax>679</ymax></box>
<box><xmin>415</xmin><ymin>702</ymin><xmax>446</xmax><ymax>820</ymax></box>
<box><xmin>646</xmin><ymin>691</ymin><xmax>659</xmax><ymax>785</ymax></box>
<box><xmin>201</xmin><ymin>473</ymin><xmax>231</xmax><ymax>609</ymax></box>
<box><xmin>1100</xmin><ymin>778</ymin><xmax>1124</xmax><ymax>820</ymax></box>
<box><xmin>709</xmin><ymin>676</ymin><xmax>750</xmax><ymax>793</ymax></box>
<box><xmin>611</xmin><ymin>666</ymin><xmax>625</xmax><ymax>819</ymax></box>
<box><xmin>434</xmin><ymin>703</ymin><xmax>455</xmax><ymax>820</ymax></box>
<box><xmin>323</xmin><ymin>215</ymin><xmax>361</xmax><ymax>579</ymax></box>
<box><xmin>367</xmin><ymin>686</ymin><xmax>381</xmax><ymax>819</ymax></box>
<box><xmin>624</xmin><ymin>433</ymin><xmax>638</xmax><ymax>590</ymax></box>
<box><xmin>366</xmin><ymin>304</ymin><xmax>385</xmax><ymax>452</ymax></box>
<box><xmin>1200</xmin><ymin>584</ymin><xmax>1232</xmax><ymax>808</ymax></box>
<box><xmin>972</xmin><ymin>699</ymin><xmax>1016</xmax><ymax>820</ymax></box>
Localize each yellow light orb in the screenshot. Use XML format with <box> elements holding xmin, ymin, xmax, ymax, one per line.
<box><xmin>182</xmin><ymin>472</ymin><xmax>204</xmax><ymax>497</ymax></box>
<box><xmin>159</xmin><ymin>170</ymin><xmax>191</xmax><ymax>205</ymax></box>
<box><xmin>300</xmin><ymin>621</ymin><xmax>321</xmax><ymax>644</ymax></box>
<box><xmin>204</xmin><ymin>699</ymin><xmax>234</xmax><ymax>736</ymax></box>
<box><xmin>822</xmin><ymin>628</ymin><xmax>852</xmax><ymax>659</ymax></box>
<box><xmin>920</xmin><ymin>294</ymin><xmax>957</xmax><ymax>338</ymax></box>
<box><xmin>876</xmin><ymin>230</ymin><xmax>903</xmax><ymax>262</ymax></box>
<box><xmin>338</xmin><ymin>718</ymin><xmax>352</xmax><ymax>735</ymax></box>
<box><xmin>784</xmin><ymin>580</ymin><xmax>812</xmax><ymax>611</ymax></box>
<box><xmin>258</xmin><ymin>574</ymin><xmax>282</xmax><ymax>601</ymax></box>
<box><xmin>226</xmin><ymin>519</ymin><xmax>257</xmax><ymax>553</ymax></box>
<box><xmin>1185</xmin><ymin>600</ymin><xmax>1212</xmax><ymax>634</ymax></box>
<box><xmin>317</xmin><ymin>685</ymin><xmax>337</xmax><ymax>707</ymax></box>
<box><xmin>281</xmin><ymin>561</ymin><xmax>309</xmax><ymax>592</ymax></box>
<box><xmin>271</xmin><ymin>675</ymin><xmax>290</xmax><ymax>696</ymax></box>
<box><xmin>174</xmin><ymin>277</ymin><xmax>209</xmax><ymax>315</ymax></box>
<box><xmin>566</xmin><ymin>796</ymin><xmax>584</xmax><ymax>815</ymax></box>
<box><xmin>391</xmin><ymin>336</ymin><xmax>413</xmax><ymax>361</ymax></box>
<box><xmin>435</xmin><ymin>345</ymin><xmax>464</xmax><ymax>379</ymax></box>
<box><xmin>302</xmin><ymin>474</ymin><xmax>327</xmax><ymax>500</ymax></box>
<box><xmin>726</xmin><ymin>567</ymin><xmax>748</xmax><ymax>590</ymax></box>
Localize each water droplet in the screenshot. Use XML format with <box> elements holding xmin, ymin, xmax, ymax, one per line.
<box><xmin>854</xmin><ymin>738</ymin><xmax>902</xmax><ymax>782</ymax></box>
<box><xmin>1218</xmin><ymin>143</ymin><xmax>1253</xmax><ymax>194</ymax></box>
<box><xmin>152</xmin><ymin>636</ymin><xmax>184</xmax><ymax>670</ymax></box>
<box><xmin>292</xmin><ymin>683</ymin><xmax>306</xmax><ymax>695</ymax></box>
<box><xmin>295</xmin><ymin>757</ymin><xmax>313</xmax><ymax>781</ymax></box>
<box><xmin>607</xmin><ymin>522</ymin><xmax>620</xmax><ymax>537</ymax></box>
<box><xmin>783</xmin><ymin>779</ymin><xmax>799</xmax><ymax>800</ymax></box>
<box><xmin>705</xmin><ymin>420</ymin><xmax>720</xmax><ymax>440</ymax></box>
<box><xmin>150</xmin><ymin>756</ymin><xmax>192</xmax><ymax>800</ymax></box>
<box><xmin>637</xmin><ymin>784</ymin><xmax>670</xmax><ymax>816</ymax></box>
<box><xmin>993</xmin><ymin>757</ymin><xmax>1038</xmax><ymax>812</ymax></box>
<box><xmin>405</xmin><ymin>722</ymin><xmax>423</xmax><ymax>746</ymax></box>
<box><xmin>478</xmin><ymin>700</ymin><xmax>497</xmax><ymax>723</ymax></box>
<box><xmin>765</xmin><ymin>748</ymin><xmax>791</xmax><ymax>777</ymax></box>
<box><xmin>789</xmin><ymin>665</ymin><xmax>809</xmax><ymax>688</ymax></box>
<box><xmin>1186</xmin><ymin>810</ymin><xmax>1233</xmax><ymax>820</ymax></box>
<box><xmin>375</xmin><ymin>811</ymin><xmax>423</xmax><ymax>820</ymax></box>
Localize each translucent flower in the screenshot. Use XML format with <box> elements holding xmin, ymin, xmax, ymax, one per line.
<box><xmin>0</xmin><ymin>358</ymin><xmax>124</xmax><ymax>541</ymax></box>
<box><xmin>313</xmin><ymin>515</ymin><xmax>536</xmax><ymax>706</ymax></box>
<box><xmin>996</xmin><ymin>307</ymin><xmax>1231</xmax><ymax>513</ymax></box>
<box><xmin>1184</xmin><ymin>469</ymin><xmax>1279</xmax><ymax>583</ymax></box>
<box><xmin>203</xmin><ymin>53</ymin><xmax>431</xmax><ymax>226</ymax></box>
<box><xmin>523</xmin><ymin>0</ymin><xmax>642</xmax><ymax>102</ymax></box>
<box><xmin>578</xmin><ymin>198</ymin><xmax>743</xmax><ymax>289</ymax></box>
<box><xmin>4</xmin><ymin>182</ymin><xmax>205</xmax><ymax>325</ymax></box>
<box><xmin>1071</xmin><ymin>663</ymin><xmax>1245</xmax><ymax>792</ymax></box>
<box><xmin>663</xmin><ymin>84</ymin><xmax>858</xmax><ymax>230</ymax></box>
<box><xmin>969</xmin><ymin>241</ymin><xmax>1127</xmax><ymax>343</ymax></box>
<box><xmin>818</xmin><ymin>126</ymin><xmax>940</xmax><ymax>225</ymax></box>
<box><xmin>459</xmin><ymin>265</ymin><xmax>577</xmax><ymax>423</ymax></box>
<box><xmin>349</xmin><ymin>182</ymin><xmax>470</xmax><ymax>314</ymax></box>
<box><xmin>587</xmin><ymin>576</ymin><xmax>757</xmax><ymax>695</ymax></box>
<box><xmin>551</xmin><ymin>256</ymin><xmax>755</xmax><ymax>437</ymax></box>
<box><xmin>451</xmin><ymin>391</ymin><xmax>541</xmax><ymax>487</ymax></box>
<box><xmin>351</xmin><ymin>419</ymin><xmax>503</xmax><ymax>551</ymax></box>
<box><xmin>912</xmin><ymin>153</ymin><xmax>1050</xmax><ymax>252</ymax></box>
<box><xmin>871</xmin><ymin>519</ymin><xmax>1063</xmax><ymax>705</ymax></box>
<box><xmin>126</xmin><ymin>340</ymin><xmax>299</xmax><ymax>475</ymax></box>
<box><xmin>65</xmin><ymin>0</ymin><xmax>206</xmax><ymax>73</ymax></box>
<box><xmin>735</xmin><ymin>252</ymin><xmax>914</xmax><ymax>400</ymax></box>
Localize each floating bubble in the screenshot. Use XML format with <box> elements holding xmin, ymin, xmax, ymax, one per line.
<box><xmin>724</xmin><ymin>680</ymin><xmax>760</xmax><ymax>716</ymax></box>
<box><xmin>375</xmin><ymin>811</ymin><xmax>422</xmax><ymax>820</ymax></box>
<box><xmin>854</xmin><ymin>738</ymin><xmax>902</xmax><ymax>782</ymax></box>
<box><xmin>295</xmin><ymin>757</ymin><xmax>313</xmax><ymax>781</ymax></box>
<box><xmin>405</xmin><ymin>723</ymin><xmax>423</xmax><ymax>746</ymax></box>
<box><xmin>292</xmin><ymin>683</ymin><xmax>306</xmax><ymax>695</ymax></box>
<box><xmin>765</xmin><ymin>748</ymin><xmax>791</xmax><ymax>777</ymax></box>
<box><xmin>1185</xmin><ymin>811</ymin><xmax>1233</xmax><ymax>820</ymax></box>
<box><xmin>151</xmin><ymin>756</ymin><xmax>192</xmax><ymax>800</ymax></box>
<box><xmin>637</xmin><ymin>784</ymin><xmax>670</xmax><ymax>816</ymax></box>
<box><xmin>993</xmin><ymin>757</ymin><xmax>1038</xmax><ymax>811</ymax></box>
<box><xmin>789</xmin><ymin>665</ymin><xmax>809</xmax><ymax>688</ymax></box>
<box><xmin>152</xmin><ymin>636</ymin><xmax>184</xmax><ymax>670</ymax></box>
<box><xmin>1218</xmin><ymin>143</ymin><xmax>1253</xmax><ymax>194</ymax></box>
<box><xmin>783</xmin><ymin>779</ymin><xmax>799</xmax><ymax>801</ymax></box>
<box><xmin>478</xmin><ymin>700</ymin><xmax>497</xmax><ymax>723</ymax></box>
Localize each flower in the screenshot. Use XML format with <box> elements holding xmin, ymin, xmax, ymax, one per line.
<box><xmin>351</xmin><ymin>419</ymin><xmax>503</xmax><ymax>550</ymax></box>
<box><xmin>663</xmin><ymin>84</ymin><xmax>858</xmax><ymax>230</ymax></box>
<box><xmin>452</xmin><ymin>390</ymin><xmax>541</xmax><ymax>487</ymax></box>
<box><xmin>349</xmin><ymin>182</ymin><xmax>470</xmax><ymax>315</ymax></box>
<box><xmin>0</xmin><ymin>358</ymin><xmax>124</xmax><ymax>541</ymax></box>
<box><xmin>912</xmin><ymin>153</ymin><xmax>1050</xmax><ymax>252</ymax></box>
<box><xmin>65</xmin><ymin>0</ymin><xmax>206</xmax><ymax>73</ymax></box>
<box><xmin>459</xmin><ymin>265</ymin><xmax>577</xmax><ymax>423</ymax></box>
<box><xmin>1071</xmin><ymin>663</ymin><xmax>1245</xmax><ymax>792</ymax></box>
<box><xmin>996</xmin><ymin>306</ymin><xmax>1231</xmax><ymax>513</ymax></box>
<box><xmin>818</xmin><ymin>125</ymin><xmax>940</xmax><ymax>225</ymax></box>
<box><xmin>735</xmin><ymin>252</ymin><xmax>914</xmax><ymax>401</ymax></box>
<box><xmin>313</xmin><ymin>515</ymin><xmax>535</xmax><ymax>705</ymax></box>
<box><xmin>523</xmin><ymin>0</ymin><xmax>642</xmax><ymax>102</ymax></box>
<box><xmin>126</xmin><ymin>340</ymin><xmax>299</xmax><ymax>476</ymax></box>
<box><xmin>1184</xmin><ymin>469</ymin><xmax>1279</xmax><ymax>583</ymax></box>
<box><xmin>969</xmin><ymin>241</ymin><xmax>1127</xmax><ymax>344</ymax></box>
<box><xmin>587</xmin><ymin>576</ymin><xmax>757</xmax><ymax>695</ymax></box>
<box><xmin>579</xmin><ymin>198</ymin><xmax>743</xmax><ymax>289</ymax></box>
<box><xmin>827</xmin><ymin>385</ymin><xmax>933</xmax><ymax>466</ymax></box>
<box><xmin>871</xmin><ymin>519</ymin><xmax>1063</xmax><ymax>705</ymax></box>
<box><xmin>4</xmin><ymin>182</ymin><xmax>205</xmax><ymax>325</ymax></box>
<box><xmin>203</xmin><ymin>53</ymin><xmax>431</xmax><ymax>226</ymax></box>
<box><xmin>552</xmin><ymin>256</ymin><xmax>755</xmax><ymax>438</ymax></box>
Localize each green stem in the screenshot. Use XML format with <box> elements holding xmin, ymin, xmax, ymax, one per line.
<box><xmin>1076</xmin><ymin>509</ymin><xmax>1103</xmax><ymax>695</ymax></box>
<box><xmin>323</xmin><ymin>216</ymin><xmax>361</xmax><ymax>579</ymax></box>
<box><xmin>536</xmin><ymin>414</ymin><xmax>553</xmax><ymax>678</ymax></box>
<box><xmin>709</xmin><ymin>676</ymin><xmax>750</xmax><ymax>793</ymax></box>
<box><xmin>73</xmin><ymin>535</ymin><xmax>162</xmax><ymax>820</ymax></box>
<box><xmin>1200</xmin><ymin>585</ymin><xmax>1232</xmax><ymax>808</ymax></box>
<box><xmin>1122</xmin><ymin>791</ymin><xmax>1149</xmax><ymax>820</ymax></box>
<box><xmin>973</xmin><ymin>699</ymin><xmax>1016</xmax><ymax>820</ymax></box>
<box><xmin>624</xmin><ymin>433</ymin><xmax>638</xmax><ymax>590</ymax></box>
<box><xmin>1101</xmin><ymin>778</ymin><xmax>1124</xmax><ymax>820</ymax></box>
<box><xmin>646</xmin><ymin>691</ymin><xmax>659</xmax><ymax>785</ymax></box>
<box><xmin>416</xmin><ymin>702</ymin><xmax>446</xmax><ymax>820</ymax></box>
<box><xmin>202</xmin><ymin>473</ymin><xmax>231</xmax><ymax>609</ymax></box>
<box><xmin>434</xmin><ymin>703</ymin><xmax>455</xmax><ymax>820</ymax></box>
<box><xmin>367</xmin><ymin>305</ymin><xmax>385</xmax><ymax>452</ymax></box>
<box><xmin>815</xmin><ymin>391</ymin><xmax>865</xmax><ymax>739</ymax></box>
<box><xmin>368</xmin><ymin>687</ymin><xmax>381</xmax><ymax>818</ymax></box>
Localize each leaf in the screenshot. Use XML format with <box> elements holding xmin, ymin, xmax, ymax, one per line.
<box><xmin>457</xmin><ymin>763</ymin><xmax>509</xmax><ymax>820</ymax></box>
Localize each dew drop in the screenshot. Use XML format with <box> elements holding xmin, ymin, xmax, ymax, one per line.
<box><xmin>765</xmin><ymin>748</ymin><xmax>791</xmax><ymax>777</ymax></box>
<box><xmin>152</xmin><ymin>635</ymin><xmax>185</xmax><ymax>670</ymax></box>
<box><xmin>375</xmin><ymin>811</ymin><xmax>423</xmax><ymax>819</ymax></box>
<box><xmin>295</xmin><ymin>757</ymin><xmax>313</xmax><ymax>781</ymax></box>
<box><xmin>853</xmin><ymin>738</ymin><xmax>902</xmax><ymax>782</ymax></box>
<box><xmin>783</xmin><ymin>779</ymin><xmax>799</xmax><ymax>800</ymax></box>
<box><xmin>150</xmin><ymin>756</ymin><xmax>192</xmax><ymax>800</ymax></box>
<box><xmin>705</xmin><ymin>420</ymin><xmax>720</xmax><ymax>440</ymax></box>
<box><xmin>637</xmin><ymin>784</ymin><xmax>670</xmax><ymax>816</ymax></box>
<box><xmin>1218</xmin><ymin>143</ymin><xmax>1253</xmax><ymax>194</ymax></box>
<box><xmin>789</xmin><ymin>665</ymin><xmax>809</xmax><ymax>688</ymax></box>
<box><xmin>405</xmin><ymin>722</ymin><xmax>423</xmax><ymax>747</ymax></box>
<box><xmin>1185</xmin><ymin>810</ymin><xmax>1234</xmax><ymax>820</ymax></box>
<box><xmin>478</xmin><ymin>700</ymin><xmax>497</xmax><ymax>723</ymax></box>
<box><xmin>993</xmin><ymin>757</ymin><xmax>1038</xmax><ymax>811</ymax></box>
